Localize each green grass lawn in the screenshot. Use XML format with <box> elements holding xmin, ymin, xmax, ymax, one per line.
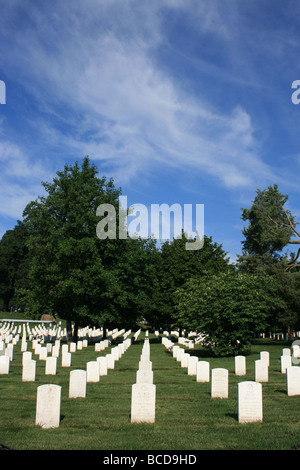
<box><xmin>0</xmin><ymin>328</ymin><xmax>300</xmax><ymax>451</ymax></box>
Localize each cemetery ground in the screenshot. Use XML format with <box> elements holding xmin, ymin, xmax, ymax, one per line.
<box><xmin>1</xmin><ymin>323</ymin><xmax>300</xmax><ymax>450</ymax></box>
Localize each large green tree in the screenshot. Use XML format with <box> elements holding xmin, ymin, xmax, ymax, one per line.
<box><xmin>237</xmin><ymin>184</ymin><xmax>297</xmax><ymax>273</ymax></box>
<box><xmin>21</xmin><ymin>157</ymin><xmax>126</xmax><ymax>341</ymax></box>
<box><xmin>237</xmin><ymin>184</ymin><xmax>300</xmax><ymax>333</ymax></box>
<box><xmin>175</xmin><ymin>271</ymin><xmax>284</xmax><ymax>356</ymax></box>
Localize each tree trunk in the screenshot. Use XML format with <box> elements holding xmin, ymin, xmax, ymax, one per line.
<box><xmin>73</xmin><ymin>321</ymin><xmax>79</xmax><ymax>343</ymax></box>
<box><xmin>66</xmin><ymin>319</ymin><xmax>73</xmax><ymax>344</ymax></box>
<box><xmin>3</xmin><ymin>293</ymin><xmax>11</xmax><ymax>312</ymax></box>
<box><xmin>102</xmin><ymin>321</ymin><xmax>107</xmax><ymax>340</ymax></box>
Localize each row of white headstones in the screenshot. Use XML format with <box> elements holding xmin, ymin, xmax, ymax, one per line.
<box><xmin>131</xmin><ymin>332</ymin><xmax>156</xmax><ymax>424</ymax></box>
<box><xmin>0</xmin><ymin>324</ymin><xmax>159</xmax><ymax>428</ymax></box>
<box><xmin>161</xmin><ymin>336</ymin><xmax>300</xmax><ymax>424</ymax></box>
<box><xmin>0</xmin><ymin>333</ymin><xmax>133</xmax><ymax>378</ymax></box>
<box><xmin>1</xmin><ymin>322</ymin><xmax>300</xmax><ymax>428</ymax></box>
<box><xmin>36</xmin><ymin>330</ymin><xmax>157</xmax><ymax>429</ymax></box>
<box><xmin>0</xmin><ymin>323</ymin><xmax>145</xmax><ymax>429</ymax></box>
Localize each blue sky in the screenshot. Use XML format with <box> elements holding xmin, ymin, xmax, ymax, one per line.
<box><xmin>0</xmin><ymin>0</ymin><xmax>300</xmax><ymax>262</ymax></box>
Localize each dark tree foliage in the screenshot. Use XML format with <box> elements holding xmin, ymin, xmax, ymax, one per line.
<box><xmin>0</xmin><ymin>222</ymin><xmax>29</xmax><ymax>311</ymax></box>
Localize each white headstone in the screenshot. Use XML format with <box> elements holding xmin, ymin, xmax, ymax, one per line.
<box><xmin>61</xmin><ymin>352</ymin><xmax>71</xmax><ymax>367</ymax></box>
<box><xmin>255</xmin><ymin>360</ymin><xmax>268</xmax><ymax>382</ymax></box>
<box><xmin>292</xmin><ymin>344</ymin><xmax>300</xmax><ymax>359</ymax></box>
<box><xmin>69</xmin><ymin>369</ymin><xmax>87</xmax><ymax>398</ymax></box>
<box><xmin>22</xmin><ymin>359</ymin><xmax>36</xmax><ymax>382</ymax></box>
<box><xmin>35</xmin><ymin>384</ymin><xmax>61</xmax><ymax>428</ymax></box>
<box><xmin>235</xmin><ymin>356</ymin><xmax>246</xmax><ymax>376</ymax></box>
<box><xmin>282</xmin><ymin>348</ymin><xmax>291</xmax><ymax>356</ymax></box>
<box><xmin>196</xmin><ymin>361</ymin><xmax>210</xmax><ymax>383</ymax></box>
<box><xmin>5</xmin><ymin>344</ymin><xmax>13</xmax><ymax>361</ymax></box>
<box><xmin>136</xmin><ymin>369</ymin><xmax>153</xmax><ymax>384</ymax></box>
<box><xmin>118</xmin><ymin>343</ymin><xmax>125</xmax><ymax>356</ymax></box>
<box><xmin>172</xmin><ymin>345</ymin><xmax>180</xmax><ymax>359</ymax></box>
<box><xmin>86</xmin><ymin>361</ymin><xmax>100</xmax><ymax>382</ymax></box>
<box><xmin>138</xmin><ymin>360</ymin><xmax>152</xmax><ymax>371</ymax></box>
<box><xmin>39</xmin><ymin>347</ymin><xmax>48</xmax><ymax>361</ymax></box>
<box><xmin>45</xmin><ymin>356</ymin><xmax>57</xmax><ymax>375</ymax></box>
<box><xmin>52</xmin><ymin>345</ymin><xmax>60</xmax><ymax>358</ymax></box>
<box><xmin>181</xmin><ymin>353</ymin><xmax>190</xmax><ymax>368</ymax></box>
<box><xmin>111</xmin><ymin>346</ymin><xmax>120</xmax><ymax>361</ymax></box>
<box><xmin>238</xmin><ymin>381</ymin><xmax>263</xmax><ymax>423</ymax></box>
<box><xmin>286</xmin><ymin>366</ymin><xmax>300</xmax><ymax>396</ymax></box>
<box><xmin>176</xmin><ymin>348</ymin><xmax>184</xmax><ymax>362</ymax></box>
<box><xmin>106</xmin><ymin>354</ymin><xmax>115</xmax><ymax>369</ymax></box>
<box><xmin>187</xmin><ymin>356</ymin><xmax>198</xmax><ymax>376</ymax></box>
<box><xmin>97</xmin><ymin>356</ymin><xmax>108</xmax><ymax>376</ymax></box>
<box><xmin>131</xmin><ymin>383</ymin><xmax>156</xmax><ymax>423</ymax></box>
<box><xmin>22</xmin><ymin>351</ymin><xmax>32</xmax><ymax>365</ymax></box>
<box><xmin>0</xmin><ymin>355</ymin><xmax>10</xmax><ymax>374</ymax></box>
<box><xmin>281</xmin><ymin>355</ymin><xmax>292</xmax><ymax>374</ymax></box>
<box><xmin>211</xmin><ymin>368</ymin><xmax>228</xmax><ymax>398</ymax></box>
<box><xmin>260</xmin><ymin>351</ymin><xmax>269</xmax><ymax>366</ymax></box>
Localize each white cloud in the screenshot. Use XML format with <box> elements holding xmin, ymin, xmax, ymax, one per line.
<box><xmin>0</xmin><ymin>181</ymin><xmax>45</xmax><ymax>221</ymax></box>
<box><xmin>0</xmin><ymin>137</ymin><xmax>52</xmax><ymax>223</ymax></box>
<box><xmin>0</xmin><ymin>0</ymin><xmax>291</xmax><ymax>224</ymax></box>
<box><xmin>16</xmin><ymin>30</ymin><xmax>270</xmax><ymax>188</ymax></box>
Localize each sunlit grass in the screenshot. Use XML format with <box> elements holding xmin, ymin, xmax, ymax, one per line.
<box><xmin>0</xmin><ymin>328</ymin><xmax>300</xmax><ymax>450</ymax></box>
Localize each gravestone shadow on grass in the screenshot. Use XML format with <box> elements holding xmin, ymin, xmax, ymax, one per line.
<box><xmin>225</xmin><ymin>413</ymin><xmax>238</xmax><ymax>421</ymax></box>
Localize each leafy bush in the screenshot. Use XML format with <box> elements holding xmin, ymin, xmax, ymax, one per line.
<box><xmin>174</xmin><ymin>271</ymin><xmax>285</xmax><ymax>356</ymax></box>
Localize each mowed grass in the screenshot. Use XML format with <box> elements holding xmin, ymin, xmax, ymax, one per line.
<box><xmin>1</xmin><ymin>330</ymin><xmax>300</xmax><ymax>450</ymax></box>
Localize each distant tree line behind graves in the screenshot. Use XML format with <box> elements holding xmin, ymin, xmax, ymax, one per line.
<box><xmin>0</xmin><ymin>158</ymin><xmax>299</xmax><ymax>355</ymax></box>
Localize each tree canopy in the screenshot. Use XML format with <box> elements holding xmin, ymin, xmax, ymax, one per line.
<box><xmin>237</xmin><ymin>184</ymin><xmax>300</xmax><ymax>335</ymax></box>
<box><xmin>147</xmin><ymin>233</ymin><xmax>231</xmax><ymax>330</ymax></box>
<box><xmin>0</xmin><ymin>221</ymin><xmax>29</xmax><ymax>311</ymax></box>
<box><xmin>21</xmin><ymin>157</ymin><xmax>126</xmax><ymax>340</ymax></box>
<box><xmin>174</xmin><ymin>271</ymin><xmax>284</xmax><ymax>356</ymax></box>
<box><xmin>237</xmin><ymin>184</ymin><xmax>299</xmax><ymax>273</ymax></box>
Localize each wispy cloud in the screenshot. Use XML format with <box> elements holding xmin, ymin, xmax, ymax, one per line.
<box><xmin>0</xmin><ymin>0</ymin><xmax>298</xmax><ymax>229</ymax></box>
<box><xmin>0</xmin><ymin>135</ymin><xmax>52</xmax><ymax>220</ymax></box>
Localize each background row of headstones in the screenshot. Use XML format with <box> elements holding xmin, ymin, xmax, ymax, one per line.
<box><xmin>0</xmin><ymin>324</ymin><xmax>141</xmax><ymax>380</ymax></box>
<box><xmin>162</xmin><ymin>337</ymin><xmax>300</xmax><ymax>423</ymax></box>
<box><xmin>0</xmin><ymin>320</ymin><xmax>132</xmax><ymax>346</ymax></box>
<box><xmin>158</xmin><ymin>328</ymin><xmax>300</xmax><ymax>348</ymax></box>
<box><xmin>2</xmin><ymin>320</ymin><xmax>300</xmax><ymax>348</ymax></box>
